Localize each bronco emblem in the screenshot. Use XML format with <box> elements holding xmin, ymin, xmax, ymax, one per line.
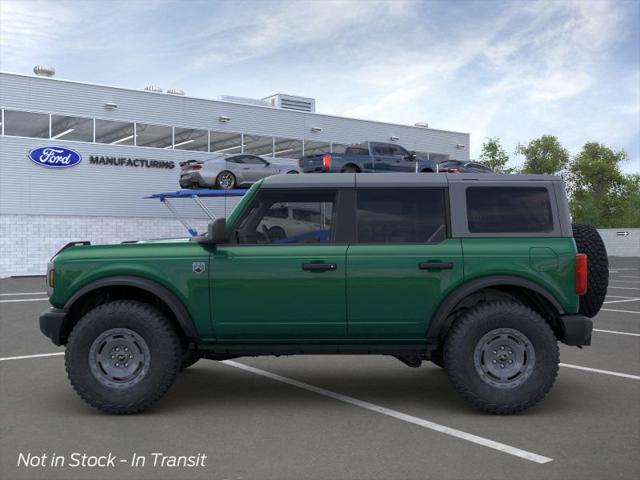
<box><xmin>192</xmin><ymin>262</ymin><xmax>205</xmax><ymax>274</ymax></box>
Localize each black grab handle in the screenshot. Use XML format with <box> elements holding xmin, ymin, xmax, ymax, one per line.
<box><xmin>302</xmin><ymin>263</ymin><xmax>337</xmax><ymax>272</ymax></box>
<box><xmin>418</xmin><ymin>262</ymin><xmax>453</xmax><ymax>270</ymax></box>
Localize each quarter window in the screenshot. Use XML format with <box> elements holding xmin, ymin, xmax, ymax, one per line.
<box><xmin>237</xmin><ymin>190</ymin><xmax>335</xmax><ymax>244</ymax></box>
<box><xmin>466</xmin><ymin>187</ymin><xmax>553</xmax><ymax>233</ymax></box>
<box><xmin>356</xmin><ymin>189</ymin><xmax>447</xmax><ymax>243</ymax></box>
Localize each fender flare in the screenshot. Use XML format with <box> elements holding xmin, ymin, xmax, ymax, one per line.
<box><xmin>426</xmin><ymin>275</ymin><xmax>564</xmax><ymax>343</ymax></box>
<box><xmin>64</xmin><ymin>275</ymin><xmax>199</xmax><ymax>340</ymax></box>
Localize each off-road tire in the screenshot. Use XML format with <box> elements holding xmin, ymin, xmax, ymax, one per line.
<box><xmin>444</xmin><ymin>301</ymin><xmax>559</xmax><ymax>414</ymax></box>
<box><xmin>65</xmin><ymin>300</ymin><xmax>182</xmax><ymax>414</ymax></box>
<box><xmin>181</xmin><ymin>346</ymin><xmax>201</xmax><ymax>369</ymax></box>
<box><xmin>572</xmin><ymin>223</ymin><xmax>608</xmax><ymax>318</ymax></box>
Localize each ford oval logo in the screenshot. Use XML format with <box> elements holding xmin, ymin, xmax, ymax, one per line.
<box><xmin>28</xmin><ymin>146</ymin><xmax>82</xmax><ymax>168</ymax></box>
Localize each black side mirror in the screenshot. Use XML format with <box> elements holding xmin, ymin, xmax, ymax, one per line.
<box><xmin>264</xmin><ymin>161</ymin><xmax>271</xmax><ymax>167</ymax></box>
<box><xmin>209</xmin><ymin>218</ymin><xmax>227</xmax><ymax>243</ymax></box>
<box><xmin>406</xmin><ymin>151</ymin><xmax>417</xmax><ymax>161</ymax></box>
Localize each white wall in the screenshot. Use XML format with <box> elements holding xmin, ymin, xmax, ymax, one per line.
<box><xmin>597</xmin><ymin>228</ymin><xmax>640</xmax><ymax>257</ymax></box>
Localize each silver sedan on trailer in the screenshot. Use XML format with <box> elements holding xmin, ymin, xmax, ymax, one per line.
<box><xmin>179</xmin><ymin>154</ymin><xmax>300</xmax><ymax>189</ymax></box>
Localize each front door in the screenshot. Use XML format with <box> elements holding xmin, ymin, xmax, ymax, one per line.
<box><xmin>210</xmin><ymin>188</ymin><xmax>348</xmax><ymax>340</ymax></box>
<box><xmin>346</xmin><ymin>188</ymin><xmax>463</xmax><ymax>339</ymax></box>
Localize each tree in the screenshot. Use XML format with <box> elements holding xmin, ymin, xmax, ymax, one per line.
<box><xmin>516</xmin><ymin>135</ymin><xmax>569</xmax><ymax>175</ymax></box>
<box><xmin>479</xmin><ymin>137</ymin><xmax>513</xmax><ymax>173</ymax></box>
<box><xmin>568</xmin><ymin>142</ymin><xmax>628</xmax><ymax>228</ymax></box>
<box><xmin>619</xmin><ymin>174</ymin><xmax>640</xmax><ymax>227</ymax></box>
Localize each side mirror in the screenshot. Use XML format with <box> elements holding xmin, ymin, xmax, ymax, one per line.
<box><xmin>405</xmin><ymin>151</ymin><xmax>417</xmax><ymax>161</ymax></box>
<box><xmin>264</xmin><ymin>161</ymin><xmax>271</xmax><ymax>167</ymax></box>
<box><xmin>208</xmin><ymin>218</ymin><xmax>227</xmax><ymax>243</ymax></box>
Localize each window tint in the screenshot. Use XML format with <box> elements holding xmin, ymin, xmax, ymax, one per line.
<box><xmin>51</xmin><ymin>115</ymin><xmax>93</xmax><ymax>142</ymax></box>
<box><xmin>4</xmin><ymin>110</ymin><xmax>49</xmax><ymax>138</ymax></box>
<box><xmin>356</xmin><ymin>189</ymin><xmax>446</xmax><ymax>243</ymax></box>
<box><xmin>242</xmin><ymin>155</ymin><xmax>266</xmax><ymax>165</ymax></box>
<box><xmin>466</xmin><ymin>187</ymin><xmax>553</xmax><ymax>233</ymax></box>
<box><xmin>345</xmin><ymin>147</ymin><xmax>369</xmax><ymax>155</ymax></box>
<box><xmin>136</xmin><ymin>123</ymin><xmax>173</xmax><ymax>148</ymax></box>
<box><xmin>226</xmin><ymin>156</ymin><xmax>244</xmax><ymax>164</ymax></box>
<box><xmin>237</xmin><ymin>190</ymin><xmax>335</xmax><ymax>244</ymax></box>
<box><xmin>95</xmin><ymin>119</ymin><xmax>135</xmax><ymax>145</ymax></box>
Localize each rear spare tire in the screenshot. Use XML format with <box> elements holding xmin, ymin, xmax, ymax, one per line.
<box><xmin>572</xmin><ymin>223</ymin><xmax>608</xmax><ymax>318</ymax></box>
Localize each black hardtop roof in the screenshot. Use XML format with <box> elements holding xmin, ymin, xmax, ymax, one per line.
<box><xmin>260</xmin><ymin>173</ymin><xmax>561</xmax><ymax>189</ymax></box>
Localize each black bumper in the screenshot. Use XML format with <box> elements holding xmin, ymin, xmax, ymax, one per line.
<box><xmin>559</xmin><ymin>314</ymin><xmax>593</xmax><ymax>346</ymax></box>
<box><xmin>39</xmin><ymin>307</ymin><xmax>70</xmax><ymax>346</ymax></box>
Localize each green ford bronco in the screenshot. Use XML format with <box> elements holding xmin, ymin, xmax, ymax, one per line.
<box><xmin>40</xmin><ymin>173</ymin><xmax>608</xmax><ymax>414</ymax></box>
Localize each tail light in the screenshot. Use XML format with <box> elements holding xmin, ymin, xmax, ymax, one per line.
<box><xmin>192</xmin><ymin>165</ymin><xmax>202</xmax><ymax>171</ymax></box>
<box><xmin>445</xmin><ymin>167</ymin><xmax>464</xmax><ymax>173</ymax></box>
<box><xmin>322</xmin><ymin>153</ymin><xmax>331</xmax><ymax>170</ymax></box>
<box><xmin>297</xmin><ymin>159</ymin><xmax>302</xmax><ymax>168</ymax></box>
<box><xmin>575</xmin><ymin>253</ymin><xmax>588</xmax><ymax>295</ymax></box>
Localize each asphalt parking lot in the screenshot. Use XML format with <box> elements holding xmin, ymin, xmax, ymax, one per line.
<box><xmin>1</xmin><ymin>257</ymin><xmax>638</xmax><ymax>480</ymax></box>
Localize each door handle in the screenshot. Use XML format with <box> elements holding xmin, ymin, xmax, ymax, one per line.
<box><xmin>418</xmin><ymin>262</ymin><xmax>453</xmax><ymax>270</ymax></box>
<box><xmin>302</xmin><ymin>263</ymin><xmax>337</xmax><ymax>272</ymax></box>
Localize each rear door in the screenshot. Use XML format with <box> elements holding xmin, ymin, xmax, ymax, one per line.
<box><xmin>210</xmin><ymin>188</ymin><xmax>348</xmax><ymax>340</ymax></box>
<box><xmin>346</xmin><ymin>187</ymin><xmax>463</xmax><ymax>340</ymax></box>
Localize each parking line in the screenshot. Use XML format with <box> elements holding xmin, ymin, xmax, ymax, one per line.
<box><xmin>0</xmin><ymin>297</ymin><xmax>49</xmax><ymax>303</ymax></box>
<box><xmin>222</xmin><ymin>360</ymin><xmax>553</xmax><ymax>464</ymax></box>
<box><xmin>608</xmin><ymin>280</ymin><xmax>640</xmax><ymax>284</ymax></box>
<box><xmin>607</xmin><ymin>286</ymin><xmax>640</xmax><ymax>291</ymax></box>
<box><xmin>616</xmin><ymin>276</ymin><xmax>640</xmax><ymax>279</ymax></box>
<box><xmin>603</xmin><ymin>298</ymin><xmax>640</xmax><ymax>304</ymax></box>
<box><xmin>605</xmin><ymin>295</ymin><xmax>638</xmax><ymax>299</ymax></box>
<box><xmin>0</xmin><ymin>292</ymin><xmax>47</xmax><ymax>296</ymax></box>
<box><xmin>560</xmin><ymin>363</ymin><xmax>640</xmax><ymax>380</ymax></box>
<box><xmin>593</xmin><ymin>328</ymin><xmax>640</xmax><ymax>337</ymax></box>
<box><xmin>0</xmin><ymin>352</ymin><xmax>64</xmax><ymax>362</ymax></box>
<box><xmin>601</xmin><ymin>308</ymin><xmax>640</xmax><ymax>315</ymax></box>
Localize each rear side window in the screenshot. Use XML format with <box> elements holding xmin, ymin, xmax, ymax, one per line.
<box><xmin>356</xmin><ymin>189</ymin><xmax>447</xmax><ymax>243</ymax></box>
<box><xmin>466</xmin><ymin>187</ymin><xmax>553</xmax><ymax>233</ymax></box>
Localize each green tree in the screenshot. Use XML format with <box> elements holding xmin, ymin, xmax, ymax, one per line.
<box><xmin>619</xmin><ymin>174</ymin><xmax>640</xmax><ymax>227</ymax></box>
<box><xmin>479</xmin><ymin>137</ymin><xmax>513</xmax><ymax>173</ymax></box>
<box><xmin>516</xmin><ymin>135</ymin><xmax>569</xmax><ymax>175</ymax></box>
<box><xmin>568</xmin><ymin>142</ymin><xmax>628</xmax><ymax>228</ymax></box>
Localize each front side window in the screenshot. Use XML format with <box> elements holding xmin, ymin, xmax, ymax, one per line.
<box><xmin>356</xmin><ymin>189</ymin><xmax>447</xmax><ymax>243</ymax></box>
<box><xmin>242</xmin><ymin>155</ymin><xmax>267</xmax><ymax>165</ymax></box>
<box><xmin>237</xmin><ymin>190</ymin><xmax>335</xmax><ymax>244</ymax></box>
<box><xmin>3</xmin><ymin>110</ymin><xmax>49</xmax><ymax>138</ymax></box>
<box><xmin>466</xmin><ymin>187</ymin><xmax>553</xmax><ymax>233</ymax></box>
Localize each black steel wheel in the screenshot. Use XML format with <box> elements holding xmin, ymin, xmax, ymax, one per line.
<box><xmin>216</xmin><ymin>171</ymin><xmax>236</xmax><ymax>189</ymax></box>
<box><xmin>444</xmin><ymin>301</ymin><xmax>559</xmax><ymax>414</ymax></box>
<box><xmin>65</xmin><ymin>300</ymin><xmax>181</xmax><ymax>414</ymax></box>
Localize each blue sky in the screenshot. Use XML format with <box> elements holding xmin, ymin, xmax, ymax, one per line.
<box><xmin>1</xmin><ymin>0</ymin><xmax>638</xmax><ymax>172</ymax></box>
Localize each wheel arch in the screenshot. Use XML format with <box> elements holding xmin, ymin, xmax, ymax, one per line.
<box><xmin>63</xmin><ymin>276</ymin><xmax>199</xmax><ymax>344</ymax></box>
<box><xmin>426</xmin><ymin>276</ymin><xmax>564</xmax><ymax>345</ymax></box>
<box><xmin>341</xmin><ymin>163</ymin><xmax>361</xmax><ymax>172</ymax></box>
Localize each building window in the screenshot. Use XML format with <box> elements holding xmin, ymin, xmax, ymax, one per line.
<box><xmin>331</xmin><ymin>143</ymin><xmax>348</xmax><ymax>154</ymax></box>
<box><xmin>3</xmin><ymin>110</ymin><xmax>49</xmax><ymax>138</ymax></box>
<box><xmin>210</xmin><ymin>131</ymin><xmax>243</xmax><ymax>154</ymax></box>
<box><xmin>273</xmin><ymin>137</ymin><xmax>303</xmax><ymax>158</ymax></box>
<box><xmin>173</xmin><ymin>127</ymin><xmax>208</xmax><ymax>151</ymax></box>
<box><xmin>51</xmin><ymin>115</ymin><xmax>93</xmax><ymax>142</ymax></box>
<box><xmin>135</xmin><ymin>123</ymin><xmax>173</xmax><ymax>149</ymax></box>
<box><xmin>95</xmin><ymin>119</ymin><xmax>135</xmax><ymax>145</ymax></box>
<box><xmin>244</xmin><ymin>134</ymin><xmax>274</xmax><ymax>156</ymax></box>
<box><xmin>303</xmin><ymin>140</ymin><xmax>331</xmax><ymax>156</ymax></box>
<box><xmin>356</xmin><ymin>189</ymin><xmax>447</xmax><ymax>244</ymax></box>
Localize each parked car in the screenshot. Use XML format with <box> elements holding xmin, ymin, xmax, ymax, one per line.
<box><xmin>40</xmin><ymin>173</ymin><xmax>609</xmax><ymax>414</ymax></box>
<box><xmin>298</xmin><ymin>141</ymin><xmax>438</xmax><ymax>173</ymax></box>
<box><xmin>261</xmin><ymin>203</ymin><xmax>332</xmax><ymax>242</ymax></box>
<box><xmin>439</xmin><ymin>159</ymin><xmax>493</xmax><ymax>173</ymax></box>
<box><xmin>179</xmin><ymin>154</ymin><xmax>299</xmax><ymax>189</ymax></box>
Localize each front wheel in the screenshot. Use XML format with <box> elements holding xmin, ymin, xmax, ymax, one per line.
<box><xmin>444</xmin><ymin>301</ymin><xmax>559</xmax><ymax>414</ymax></box>
<box><xmin>65</xmin><ymin>300</ymin><xmax>182</xmax><ymax>414</ymax></box>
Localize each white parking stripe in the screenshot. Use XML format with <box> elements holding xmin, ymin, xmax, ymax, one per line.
<box><xmin>616</xmin><ymin>276</ymin><xmax>640</xmax><ymax>279</ymax></box>
<box><xmin>0</xmin><ymin>352</ymin><xmax>63</xmax><ymax>361</ymax></box>
<box><xmin>603</xmin><ymin>298</ymin><xmax>640</xmax><ymax>304</ymax></box>
<box><xmin>607</xmin><ymin>286</ymin><xmax>640</xmax><ymax>291</ymax></box>
<box><xmin>601</xmin><ymin>308</ymin><xmax>640</xmax><ymax>315</ymax></box>
<box><xmin>222</xmin><ymin>360</ymin><xmax>553</xmax><ymax>464</ymax></box>
<box><xmin>593</xmin><ymin>328</ymin><xmax>640</xmax><ymax>337</ymax></box>
<box><xmin>608</xmin><ymin>280</ymin><xmax>640</xmax><ymax>284</ymax></box>
<box><xmin>610</xmin><ymin>268</ymin><xmax>638</xmax><ymax>271</ymax></box>
<box><xmin>605</xmin><ymin>295</ymin><xmax>637</xmax><ymax>299</ymax></box>
<box><xmin>0</xmin><ymin>297</ymin><xmax>49</xmax><ymax>303</ymax></box>
<box><xmin>560</xmin><ymin>363</ymin><xmax>640</xmax><ymax>380</ymax></box>
<box><xmin>0</xmin><ymin>292</ymin><xmax>47</xmax><ymax>296</ymax></box>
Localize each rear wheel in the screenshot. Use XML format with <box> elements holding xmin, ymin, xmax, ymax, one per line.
<box><xmin>65</xmin><ymin>300</ymin><xmax>181</xmax><ymax>414</ymax></box>
<box><xmin>341</xmin><ymin>165</ymin><xmax>359</xmax><ymax>173</ymax></box>
<box><xmin>444</xmin><ymin>301</ymin><xmax>559</xmax><ymax>414</ymax></box>
<box><xmin>216</xmin><ymin>171</ymin><xmax>236</xmax><ymax>189</ymax></box>
<box><xmin>287</xmin><ymin>170</ymin><xmax>299</xmax><ymax>174</ymax></box>
<box><xmin>572</xmin><ymin>223</ymin><xmax>608</xmax><ymax>318</ymax></box>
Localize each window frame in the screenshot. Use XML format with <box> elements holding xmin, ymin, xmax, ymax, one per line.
<box><xmin>352</xmin><ymin>187</ymin><xmax>450</xmax><ymax>245</ymax></box>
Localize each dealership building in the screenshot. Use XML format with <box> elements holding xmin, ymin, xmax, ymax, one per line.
<box><xmin>0</xmin><ymin>69</ymin><xmax>470</xmax><ymax>277</ymax></box>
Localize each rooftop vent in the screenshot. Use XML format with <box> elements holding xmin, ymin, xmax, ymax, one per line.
<box><xmin>167</xmin><ymin>88</ymin><xmax>185</xmax><ymax>96</ymax></box>
<box><xmin>33</xmin><ymin>65</ymin><xmax>55</xmax><ymax>77</ymax></box>
<box><xmin>262</xmin><ymin>94</ymin><xmax>316</xmax><ymax>113</ymax></box>
<box><xmin>414</xmin><ymin>122</ymin><xmax>429</xmax><ymax>128</ymax></box>
<box><xmin>217</xmin><ymin>95</ymin><xmax>270</xmax><ymax>107</ymax></box>
<box><xmin>144</xmin><ymin>85</ymin><xmax>163</xmax><ymax>93</ymax></box>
